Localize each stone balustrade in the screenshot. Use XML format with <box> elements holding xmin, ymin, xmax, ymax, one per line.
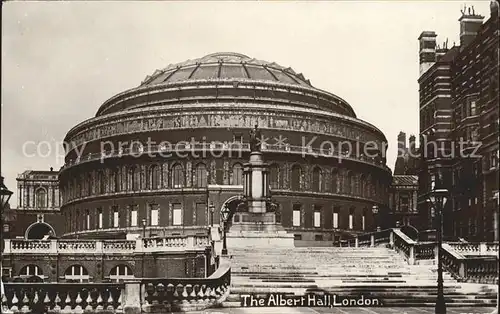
<box><xmin>3</xmin><ymin>235</ymin><xmax>210</xmax><ymax>255</ymax></box>
<box><xmin>343</xmin><ymin>228</ymin><xmax>498</xmax><ymax>284</ymax></box>
<box><xmin>2</xmin><ymin>283</ymin><xmax>123</xmax><ymax>314</ymax></box>
<box><xmin>446</xmin><ymin>242</ymin><xmax>499</xmax><ymax>256</ymax></box>
<box><xmin>1</xmin><ymin>261</ymin><xmax>231</xmax><ymax>314</ymax></box>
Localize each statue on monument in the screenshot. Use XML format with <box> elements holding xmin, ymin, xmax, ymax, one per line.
<box><xmin>249</xmin><ymin>124</ymin><xmax>262</xmax><ymax>152</ymax></box>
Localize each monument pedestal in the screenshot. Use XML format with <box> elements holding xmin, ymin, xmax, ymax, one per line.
<box><xmin>226</xmin><ymin>212</ymin><xmax>294</xmax><ymax>248</ymax></box>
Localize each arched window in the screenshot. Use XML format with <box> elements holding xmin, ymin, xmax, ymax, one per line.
<box><xmin>172</xmin><ymin>164</ymin><xmax>185</xmax><ymax>188</ymax></box>
<box><xmin>269</xmin><ymin>164</ymin><xmax>280</xmax><ymax>189</ymax></box>
<box><xmin>36</xmin><ymin>188</ymin><xmax>47</xmax><ymax>208</ymax></box>
<box><xmin>148</xmin><ymin>165</ymin><xmax>160</xmax><ymax>190</ymax></box>
<box><xmin>366</xmin><ymin>177</ymin><xmax>372</xmax><ymax>198</ymax></box>
<box><xmin>291</xmin><ymin>165</ymin><xmax>302</xmax><ymax>191</ymax></box>
<box><xmin>331</xmin><ymin>169</ymin><xmax>338</xmax><ymax>193</ymax></box>
<box><xmin>232</xmin><ymin>163</ymin><xmax>243</xmax><ymax>185</ymax></box>
<box><xmin>98</xmin><ymin>171</ymin><xmax>106</xmax><ymax>194</ymax></box>
<box><xmin>312</xmin><ymin>167</ymin><xmax>322</xmax><ymax>192</ymax></box>
<box><xmin>113</xmin><ymin>168</ymin><xmax>121</xmax><ymax>192</ymax></box>
<box><xmin>129</xmin><ymin>166</ymin><xmax>140</xmax><ymax>191</ymax></box>
<box><xmin>346</xmin><ymin>172</ymin><xmax>354</xmax><ymax>194</ymax></box>
<box><xmin>194</xmin><ymin>163</ymin><xmax>207</xmax><ymax>188</ymax></box>
<box><xmin>64</xmin><ymin>265</ymin><xmax>89</xmax><ymax>283</ymax></box>
<box><xmin>87</xmin><ymin>174</ymin><xmax>92</xmax><ymax>196</ymax></box>
<box><xmin>19</xmin><ymin>265</ymin><xmax>43</xmax><ymax>279</ymax></box>
<box><xmin>109</xmin><ymin>265</ymin><xmax>134</xmax><ymax>282</ymax></box>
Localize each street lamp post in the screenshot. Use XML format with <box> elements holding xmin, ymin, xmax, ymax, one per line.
<box><xmin>220</xmin><ymin>204</ymin><xmax>230</xmax><ymax>256</ymax></box>
<box><xmin>209</xmin><ymin>202</ymin><xmax>215</xmax><ymax>227</ymax></box>
<box><xmin>427</xmin><ymin>188</ymin><xmax>448</xmax><ymax>314</ymax></box>
<box><xmin>372</xmin><ymin>205</ymin><xmax>379</xmax><ymax>231</ymax></box>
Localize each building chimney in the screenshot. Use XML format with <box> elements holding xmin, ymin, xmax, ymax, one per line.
<box><xmin>418</xmin><ymin>31</ymin><xmax>437</xmax><ymax>76</ymax></box>
<box><xmin>50</xmin><ymin>167</ymin><xmax>54</xmax><ymax>172</ymax></box>
<box><xmin>491</xmin><ymin>0</ymin><xmax>499</xmax><ymax>19</ymax></box>
<box><xmin>409</xmin><ymin>135</ymin><xmax>416</xmax><ymax>153</ymax></box>
<box><xmin>459</xmin><ymin>5</ymin><xmax>484</xmax><ymax>48</ymax></box>
<box><xmin>397</xmin><ymin>131</ymin><xmax>407</xmax><ymax>156</ymax></box>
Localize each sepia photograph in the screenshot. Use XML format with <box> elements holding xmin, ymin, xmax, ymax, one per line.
<box><xmin>1</xmin><ymin>1</ymin><xmax>499</xmax><ymax>313</ymax></box>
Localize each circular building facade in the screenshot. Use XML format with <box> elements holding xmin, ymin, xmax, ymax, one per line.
<box><xmin>59</xmin><ymin>52</ymin><xmax>391</xmax><ymax>243</ymax></box>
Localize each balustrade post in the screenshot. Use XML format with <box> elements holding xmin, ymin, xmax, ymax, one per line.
<box><xmin>355</xmin><ymin>237</ymin><xmax>359</xmax><ymax>248</ymax></box>
<box><xmin>123</xmin><ymin>280</ymin><xmax>142</xmax><ymax>314</ymax></box>
<box><xmin>3</xmin><ymin>239</ymin><xmax>11</xmax><ymax>254</ymax></box>
<box><xmin>459</xmin><ymin>261</ymin><xmax>466</xmax><ymax>278</ymax></box>
<box><xmin>186</xmin><ymin>236</ymin><xmax>195</xmax><ymax>249</ymax></box>
<box><xmin>96</xmin><ymin>241</ymin><xmax>103</xmax><ymax>254</ymax></box>
<box><xmin>370</xmin><ymin>234</ymin><xmax>375</xmax><ymax>247</ymax></box>
<box><xmin>479</xmin><ymin>242</ymin><xmax>487</xmax><ymax>254</ymax></box>
<box><xmin>135</xmin><ymin>238</ymin><xmax>143</xmax><ymax>253</ymax></box>
<box><xmin>50</xmin><ymin>239</ymin><xmax>58</xmax><ymax>254</ymax></box>
<box><xmin>389</xmin><ymin>230</ymin><xmax>394</xmax><ymax>248</ymax></box>
<box><xmin>409</xmin><ymin>245</ymin><xmax>415</xmax><ymax>265</ymax></box>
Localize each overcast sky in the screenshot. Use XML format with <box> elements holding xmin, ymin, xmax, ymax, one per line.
<box><xmin>1</xmin><ymin>1</ymin><xmax>492</xmax><ymax>207</ymax></box>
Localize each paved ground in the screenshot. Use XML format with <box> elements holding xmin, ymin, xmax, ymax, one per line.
<box><xmin>195</xmin><ymin>308</ymin><xmax>497</xmax><ymax>314</ymax></box>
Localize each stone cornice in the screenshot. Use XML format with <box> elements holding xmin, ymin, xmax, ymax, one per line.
<box><xmin>64</xmin><ymin>103</ymin><xmax>387</xmax><ymax>153</ymax></box>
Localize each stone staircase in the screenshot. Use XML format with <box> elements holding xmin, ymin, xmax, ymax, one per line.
<box><xmin>223</xmin><ymin>247</ymin><xmax>498</xmax><ymax>307</ymax></box>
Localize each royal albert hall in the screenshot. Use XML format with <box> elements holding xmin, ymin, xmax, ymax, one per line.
<box><xmin>59</xmin><ymin>52</ymin><xmax>392</xmax><ymax>243</ymax></box>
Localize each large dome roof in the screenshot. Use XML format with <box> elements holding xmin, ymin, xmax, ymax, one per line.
<box><xmin>140</xmin><ymin>52</ymin><xmax>313</xmax><ymax>87</ymax></box>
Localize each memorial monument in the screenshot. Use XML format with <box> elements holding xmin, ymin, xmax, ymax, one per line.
<box><xmin>225</xmin><ymin>125</ymin><xmax>295</xmax><ymax>248</ymax></box>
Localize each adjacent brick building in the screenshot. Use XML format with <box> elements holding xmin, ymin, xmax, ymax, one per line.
<box><xmin>417</xmin><ymin>3</ymin><xmax>499</xmax><ymax>241</ymax></box>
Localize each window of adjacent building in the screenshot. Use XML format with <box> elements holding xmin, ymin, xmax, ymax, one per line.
<box><xmin>130</xmin><ymin>206</ymin><xmax>138</xmax><ymax>227</ymax></box>
<box><xmin>97</xmin><ymin>208</ymin><xmax>103</xmax><ymax>229</ymax></box>
<box><xmin>333</xmin><ymin>207</ymin><xmax>339</xmax><ymax>229</ymax></box>
<box><xmin>194</xmin><ymin>163</ymin><xmax>208</xmax><ymax>188</ymax></box>
<box><xmin>109</xmin><ymin>265</ymin><xmax>134</xmax><ymax>282</ymax></box>
<box><xmin>173</xmin><ymin>203</ymin><xmax>182</xmax><ymax>226</ymax></box>
<box><xmin>313</xmin><ymin>207</ymin><xmax>321</xmax><ymax>228</ymax></box>
<box><xmin>470</xmin><ymin>101</ymin><xmax>477</xmax><ymax>116</ymax></box>
<box><xmin>294</xmin><ymin>234</ymin><xmax>302</xmax><ymax>240</ymax></box>
<box><xmin>315</xmin><ymin>234</ymin><xmax>323</xmax><ymax>241</ymax></box>
<box><xmin>232</xmin><ymin>163</ymin><xmax>243</xmax><ymax>185</ymax></box>
<box><xmin>113</xmin><ymin>207</ymin><xmax>119</xmax><ymax>228</ymax></box>
<box><xmin>36</xmin><ymin>188</ymin><xmax>47</xmax><ymax>208</ymax></box>
<box><xmin>3</xmin><ymin>223</ymin><xmax>10</xmax><ymax>233</ymax></box>
<box><xmin>292</xmin><ymin>204</ymin><xmax>301</xmax><ymax>227</ymax></box>
<box><xmin>349</xmin><ymin>208</ymin><xmax>354</xmax><ymax>230</ymax></box>
<box><xmin>400</xmin><ymin>195</ymin><xmax>409</xmax><ymax>212</ymax></box>
<box><xmin>64</xmin><ymin>265</ymin><xmax>89</xmax><ymax>283</ymax></box>
<box><xmin>150</xmin><ymin>204</ymin><xmax>159</xmax><ymax>226</ymax></box>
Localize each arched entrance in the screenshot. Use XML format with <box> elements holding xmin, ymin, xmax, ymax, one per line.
<box><xmin>25</xmin><ymin>222</ymin><xmax>56</xmax><ymax>240</ymax></box>
<box><xmin>220</xmin><ymin>196</ymin><xmax>244</xmax><ymax>229</ymax></box>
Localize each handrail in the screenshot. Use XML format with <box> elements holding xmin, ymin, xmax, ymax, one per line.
<box><xmin>341</xmin><ymin>227</ymin><xmax>498</xmax><ymax>284</ymax></box>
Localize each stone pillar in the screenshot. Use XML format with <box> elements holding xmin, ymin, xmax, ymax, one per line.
<box><xmin>123</xmin><ymin>281</ymin><xmax>142</xmax><ymax>314</ymax></box>
<box><xmin>370</xmin><ymin>234</ymin><xmax>375</xmax><ymax>247</ymax></box>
